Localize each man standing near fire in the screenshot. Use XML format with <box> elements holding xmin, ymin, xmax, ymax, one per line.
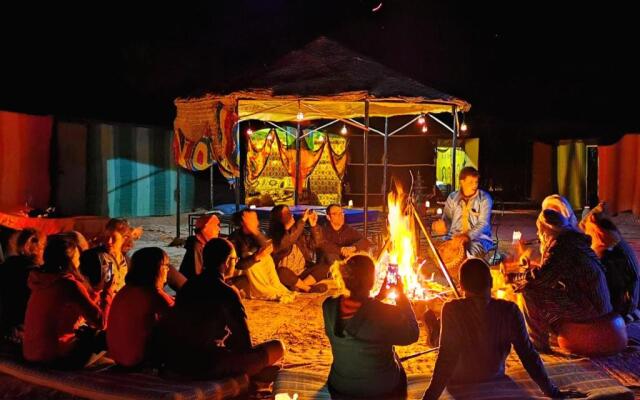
<box><xmin>432</xmin><ymin>166</ymin><xmax>493</xmax><ymax>257</ymax></box>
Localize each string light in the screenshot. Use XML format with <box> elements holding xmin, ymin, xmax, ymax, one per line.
<box><xmin>460</xmin><ymin>113</ymin><xmax>468</xmax><ymax>132</ymax></box>
<box><xmin>246</xmin><ymin>127</ymin><xmax>253</xmax><ymax>135</ymax></box>
<box><xmin>296</xmin><ymin>111</ymin><xmax>304</xmax><ymax>121</ymax></box>
<box><xmin>421</xmin><ymin>125</ymin><xmax>428</xmax><ymax>133</ymax></box>
<box><xmin>340</xmin><ymin>125</ymin><xmax>348</xmax><ymax>135</ymax></box>
<box><xmin>317</xmin><ymin>135</ymin><xmax>325</xmax><ymax>142</ymax></box>
<box><xmin>417</xmin><ymin>114</ymin><xmax>426</xmax><ymax>125</ymax></box>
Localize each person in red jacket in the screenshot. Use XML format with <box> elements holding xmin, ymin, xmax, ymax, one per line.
<box><xmin>107</xmin><ymin>247</ymin><xmax>174</xmax><ymax>368</ymax></box>
<box><xmin>22</xmin><ymin>236</ymin><xmax>105</xmax><ymax>369</ymax></box>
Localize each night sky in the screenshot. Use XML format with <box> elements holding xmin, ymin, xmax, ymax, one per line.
<box><xmin>2</xmin><ymin>1</ymin><xmax>638</xmax><ymax>189</ymax></box>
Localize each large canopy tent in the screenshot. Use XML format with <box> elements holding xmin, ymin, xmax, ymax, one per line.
<box><xmin>173</xmin><ymin>37</ymin><xmax>470</xmax><ymax>236</ymax></box>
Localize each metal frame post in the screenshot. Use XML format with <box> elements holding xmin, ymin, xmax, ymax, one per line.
<box><xmin>364</xmin><ymin>100</ymin><xmax>370</xmax><ymax>236</ymax></box>
<box><xmin>294</xmin><ymin>120</ymin><xmax>302</xmax><ymax>205</ymax></box>
<box><xmin>451</xmin><ymin>105</ymin><xmax>458</xmax><ymax>192</ymax></box>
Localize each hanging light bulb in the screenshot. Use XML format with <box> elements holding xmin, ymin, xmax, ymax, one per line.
<box><xmin>460</xmin><ymin>122</ymin><xmax>468</xmax><ymax>132</ymax></box>
<box><xmin>418</xmin><ymin>114</ymin><xmax>426</xmax><ymax>125</ymax></box>
<box><xmin>246</xmin><ymin>127</ymin><xmax>253</xmax><ymax>136</ymax></box>
<box><xmin>421</xmin><ymin>125</ymin><xmax>428</xmax><ymax>133</ymax></box>
<box><xmin>296</xmin><ymin>111</ymin><xmax>304</xmax><ymax>121</ymax></box>
<box><xmin>340</xmin><ymin>125</ymin><xmax>348</xmax><ymax>135</ymax></box>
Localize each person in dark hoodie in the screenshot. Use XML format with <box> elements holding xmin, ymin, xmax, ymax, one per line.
<box><xmin>323</xmin><ymin>254</ymin><xmax>419</xmax><ymax>399</ymax></box>
<box><xmin>0</xmin><ymin>228</ymin><xmax>45</xmax><ymax>346</ymax></box>
<box><xmin>22</xmin><ymin>236</ymin><xmax>105</xmax><ymax>369</ymax></box>
<box><xmin>155</xmin><ymin>238</ymin><xmax>284</xmax><ymax>379</ymax></box>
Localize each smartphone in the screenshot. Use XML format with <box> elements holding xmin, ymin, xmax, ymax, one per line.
<box><xmin>386</xmin><ymin>263</ymin><xmax>399</xmax><ymax>286</ymax></box>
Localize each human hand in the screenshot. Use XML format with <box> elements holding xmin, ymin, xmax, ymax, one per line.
<box><xmin>340</xmin><ymin>246</ymin><xmax>356</xmax><ymax>258</ymax></box>
<box><xmin>308</xmin><ymin>210</ymin><xmax>318</xmax><ymax>226</ymax></box>
<box><xmin>302</xmin><ymin>209</ymin><xmax>311</xmax><ymax>222</ymax></box>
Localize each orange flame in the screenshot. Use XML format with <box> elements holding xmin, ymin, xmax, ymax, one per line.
<box><xmin>375</xmin><ymin>186</ymin><xmax>428</xmax><ymax>300</ymax></box>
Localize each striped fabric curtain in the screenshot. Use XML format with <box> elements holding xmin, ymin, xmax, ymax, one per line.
<box><xmin>86</xmin><ymin>123</ymin><xmax>194</xmax><ymax>217</ymax></box>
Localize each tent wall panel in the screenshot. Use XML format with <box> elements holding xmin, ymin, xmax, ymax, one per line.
<box><xmin>55</xmin><ymin>122</ymin><xmax>88</xmax><ymax>216</ymax></box>
<box><xmin>86</xmin><ymin>123</ymin><xmax>194</xmax><ymax>217</ymax></box>
<box><xmin>598</xmin><ymin>133</ymin><xmax>640</xmax><ymax>216</ymax></box>
<box><xmin>0</xmin><ymin>111</ymin><xmax>52</xmax><ymax>211</ymax></box>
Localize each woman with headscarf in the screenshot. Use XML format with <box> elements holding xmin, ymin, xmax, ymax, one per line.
<box><xmin>508</xmin><ymin>209</ymin><xmax>623</xmax><ymax>355</ymax></box>
<box><xmin>541</xmin><ymin>194</ymin><xmax>579</xmax><ymax>230</ymax></box>
<box><xmin>581</xmin><ymin>203</ymin><xmax>639</xmax><ymax>318</ymax></box>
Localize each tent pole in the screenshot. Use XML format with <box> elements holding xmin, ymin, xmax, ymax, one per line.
<box><xmin>383</xmin><ymin>116</ymin><xmax>389</xmax><ymax>213</ymax></box>
<box><xmin>364</xmin><ymin>100</ymin><xmax>370</xmax><ymax>237</ymax></box>
<box><xmin>235</xmin><ymin>121</ymin><xmax>240</xmax><ymax>212</ymax></box>
<box><xmin>451</xmin><ymin>105</ymin><xmax>458</xmax><ymax>192</ymax></box>
<box><xmin>175</xmin><ymin>163</ymin><xmax>181</xmax><ymax>238</ymax></box>
<box><xmin>209</xmin><ymin>163</ymin><xmax>214</xmax><ymax>209</ymax></box>
<box><xmin>294</xmin><ymin>120</ymin><xmax>301</xmax><ymax>205</ymax></box>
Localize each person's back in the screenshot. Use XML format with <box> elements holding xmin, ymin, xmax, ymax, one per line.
<box><xmin>23</xmin><ymin>269</ymin><xmax>101</xmax><ymax>362</ymax></box>
<box><xmin>433</xmin><ymin>298</ymin><xmax>531</xmax><ymax>383</ymax></box>
<box><xmin>323</xmin><ymin>254</ymin><xmax>419</xmax><ymax>398</ymax></box>
<box><xmin>107</xmin><ymin>285</ymin><xmax>173</xmax><ymax>367</ymax></box>
<box><xmin>323</xmin><ymin>296</ymin><xmax>418</xmax><ymax>397</ymax></box>
<box><xmin>424</xmin><ymin>258</ymin><xmax>563</xmax><ymax>400</ymax></box>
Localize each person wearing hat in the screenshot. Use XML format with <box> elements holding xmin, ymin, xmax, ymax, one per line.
<box><xmin>508</xmin><ymin>209</ymin><xmax>620</xmax><ymax>355</ymax></box>
<box><xmin>179</xmin><ymin>214</ymin><xmax>221</xmax><ymax>281</ymax></box>
<box><xmin>581</xmin><ymin>203</ymin><xmax>639</xmax><ymax>320</ymax></box>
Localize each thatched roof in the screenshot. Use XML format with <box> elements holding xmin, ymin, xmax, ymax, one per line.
<box><xmin>176</xmin><ymin>37</ymin><xmax>470</xmax><ymax>123</ymax></box>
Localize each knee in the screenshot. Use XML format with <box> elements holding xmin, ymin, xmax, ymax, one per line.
<box><xmin>262</xmin><ymin>340</ymin><xmax>285</xmax><ymax>365</ymax></box>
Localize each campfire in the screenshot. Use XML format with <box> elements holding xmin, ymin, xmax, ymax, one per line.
<box><xmin>373</xmin><ymin>186</ymin><xmax>453</xmax><ymax>302</ymax></box>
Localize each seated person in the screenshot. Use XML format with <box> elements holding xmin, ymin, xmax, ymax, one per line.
<box><xmin>179</xmin><ymin>214</ymin><xmax>220</xmax><ymax>281</ymax></box>
<box><xmin>228</xmin><ymin>210</ymin><xmax>292</xmax><ymax>301</ymax></box>
<box><xmin>581</xmin><ymin>203</ymin><xmax>639</xmax><ymax>319</ymax></box>
<box><xmin>269</xmin><ymin>206</ymin><xmax>327</xmax><ymax>293</ymax></box>
<box><xmin>23</xmin><ymin>236</ymin><xmax>105</xmax><ymax>369</ymax></box>
<box><xmin>508</xmin><ymin>209</ymin><xmax>623</xmax><ymax>355</ymax></box>
<box><xmin>107</xmin><ymin>247</ymin><xmax>174</xmax><ymax>368</ymax></box>
<box><xmin>105</xmin><ymin>218</ymin><xmax>186</xmax><ymax>291</ymax></box>
<box><xmin>422</xmin><ymin>258</ymin><xmax>567</xmax><ymax>400</ymax></box>
<box><xmin>154</xmin><ymin>238</ymin><xmax>284</xmax><ymax>379</ymax></box>
<box><xmin>432</xmin><ymin>166</ymin><xmax>493</xmax><ymax>257</ymax></box>
<box><xmin>318</xmin><ymin>204</ymin><xmax>372</xmax><ymax>264</ymax></box>
<box><xmin>323</xmin><ymin>254</ymin><xmax>419</xmax><ymax>399</ymax></box>
<box><xmin>95</xmin><ymin>225</ymin><xmax>129</xmax><ymax>294</ymax></box>
<box><xmin>0</xmin><ymin>228</ymin><xmax>45</xmax><ymax>345</ymax></box>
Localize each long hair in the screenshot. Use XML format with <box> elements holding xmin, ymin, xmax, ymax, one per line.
<box><xmin>41</xmin><ymin>235</ymin><xmax>78</xmax><ymax>274</ymax></box>
<box><xmin>126</xmin><ymin>247</ymin><xmax>167</xmax><ymax>287</ymax></box>
<box><xmin>269</xmin><ymin>205</ymin><xmax>289</xmax><ymax>246</ymax></box>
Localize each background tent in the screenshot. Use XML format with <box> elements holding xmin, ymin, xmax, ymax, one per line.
<box><xmin>0</xmin><ymin>111</ymin><xmax>52</xmax><ymax>211</ymax></box>
<box><xmin>55</xmin><ymin>121</ymin><xmax>195</xmax><ymax>217</ymax></box>
<box><xmin>174</xmin><ymin>37</ymin><xmax>471</xmax><ymax>230</ymax></box>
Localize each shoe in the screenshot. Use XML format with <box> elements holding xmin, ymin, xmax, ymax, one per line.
<box><xmin>309</xmin><ymin>283</ymin><xmax>328</xmax><ymax>293</ymax></box>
